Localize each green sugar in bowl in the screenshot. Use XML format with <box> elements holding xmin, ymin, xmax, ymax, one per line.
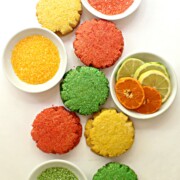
<box><xmin>38</xmin><ymin>167</ymin><xmax>78</xmax><ymax>180</ymax></box>
<box><xmin>28</xmin><ymin>160</ymin><xmax>87</xmax><ymax>180</ymax></box>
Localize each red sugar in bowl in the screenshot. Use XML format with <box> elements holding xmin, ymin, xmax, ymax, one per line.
<box><xmin>82</xmin><ymin>0</ymin><xmax>142</xmax><ymax>20</ymax></box>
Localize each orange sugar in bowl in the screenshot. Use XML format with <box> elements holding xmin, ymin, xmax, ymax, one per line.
<box><xmin>3</xmin><ymin>27</ymin><xmax>67</xmax><ymax>93</ymax></box>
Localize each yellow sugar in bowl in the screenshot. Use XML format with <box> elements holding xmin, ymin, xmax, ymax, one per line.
<box><xmin>3</xmin><ymin>28</ymin><xmax>67</xmax><ymax>93</ymax></box>
<box><xmin>11</xmin><ymin>35</ymin><xmax>60</xmax><ymax>85</ymax></box>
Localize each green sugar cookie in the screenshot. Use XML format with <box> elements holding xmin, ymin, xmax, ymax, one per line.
<box><xmin>60</xmin><ymin>66</ymin><xmax>109</xmax><ymax>115</ymax></box>
<box><xmin>93</xmin><ymin>162</ymin><xmax>138</xmax><ymax>180</ymax></box>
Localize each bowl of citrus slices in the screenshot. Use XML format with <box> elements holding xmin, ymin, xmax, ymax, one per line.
<box><xmin>110</xmin><ymin>52</ymin><xmax>177</xmax><ymax>119</ymax></box>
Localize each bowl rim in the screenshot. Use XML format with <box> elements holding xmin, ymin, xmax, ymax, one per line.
<box><xmin>28</xmin><ymin>159</ymin><xmax>88</xmax><ymax>180</ymax></box>
<box><xmin>110</xmin><ymin>51</ymin><xmax>178</xmax><ymax>119</ymax></box>
<box><xmin>2</xmin><ymin>27</ymin><xmax>67</xmax><ymax>93</ymax></box>
<box><xmin>81</xmin><ymin>0</ymin><xmax>142</xmax><ymax>20</ymax></box>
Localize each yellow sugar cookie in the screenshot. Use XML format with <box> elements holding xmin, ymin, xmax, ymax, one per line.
<box><xmin>85</xmin><ymin>109</ymin><xmax>134</xmax><ymax>157</ymax></box>
<box><xmin>36</xmin><ymin>0</ymin><xmax>82</xmax><ymax>35</ymax></box>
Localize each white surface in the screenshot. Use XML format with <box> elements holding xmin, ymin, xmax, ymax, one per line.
<box><xmin>82</xmin><ymin>0</ymin><xmax>142</xmax><ymax>20</ymax></box>
<box><xmin>28</xmin><ymin>159</ymin><xmax>87</xmax><ymax>180</ymax></box>
<box><xmin>0</xmin><ymin>0</ymin><xmax>180</xmax><ymax>180</ymax></box>
<box><xmin>3</xmin><ymin>27</ymin><xmax>67</xmax><ymax>93</ymax></box>
<box><xmin>110</xmin><ymin>52</ymin><xmax>177</xmax><ymax>119</ymax></box>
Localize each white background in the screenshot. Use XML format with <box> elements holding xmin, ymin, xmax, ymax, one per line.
<box><xmin>0</xmin><ymin>0</ymin><xmax>180</xmax><ymax>180</ymax></box>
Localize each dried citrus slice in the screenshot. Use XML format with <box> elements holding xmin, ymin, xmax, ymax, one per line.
<box><xmin>115</xmin><ymin>77</ymin><xmax>145</xmax><ymax>109</ymax></box>
<box><xmin>116</xmin><ymin>58</ymin><xmax>144</xmax><ymax>81</ymax></box>
<box><xmin>138</xmin><ymin>70</ymin><xmax>171</xmax><ymax>103</ymax></box>
<box><xmin>135</xmin><ymin>86</ymin><xmax>162</xmax><ymax>114</ymax></box>
<box><xmin>134</xmin><ymin>62</ymin><xmax>169</xmax><ymax>79</ymax></box>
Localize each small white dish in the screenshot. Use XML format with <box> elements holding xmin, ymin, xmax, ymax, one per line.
<box><xmin>81</xmin><ymin>0</ymin><xmax>142</xmax><ymax>21</ymax></box>
<box><xmin>110</xmin><ymin>52</ymin><xmax>178</xmax><ymax>119</ymax></box>
<box><xmin>28</xmin><ymin>159</ymin><xmax>88</xmax><ymax>180</ymax></box>
<box><xmin>2</xmin><ymin>27</ymin><xmax>67</xmax><ymax>93</ymax></box>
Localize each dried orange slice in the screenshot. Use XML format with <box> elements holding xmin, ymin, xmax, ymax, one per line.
<box><xmin>115</xmin><ymin>77</ymin><xmax>145</xmax><ymax>109</ymax></box>
<box><xmin>135</xmin><ymin>86</ymin><xmax>162</xmax><ymax>114</ymax></box>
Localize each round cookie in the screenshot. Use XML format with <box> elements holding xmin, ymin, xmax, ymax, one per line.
<box><xmin>31</xmin><ymin>106</ymin><xmax>82</xmax><ymax>154</ymax></box>
<box><xmin>85</xmin><ymin>109</ymin><xmax>134</xmax><ymax>157</ymax></box>
<box><xmin>36</xmin><ymin>0</ymin><xmax>82</xmax><ymax>35</ymax></box>
<box><xmin>60</xmin><ymin>66</ymin><xmax>109</xmax><ymax>115</ymax></box>
<box><xmin>73</xmin><ymin>19</ymin><xmax>124</xmax><ymax>68</ymax></box>
<box><xmin>93</xmin><ymin>162</ymin><xmax>138</xmax><ymax>180</ymax></box>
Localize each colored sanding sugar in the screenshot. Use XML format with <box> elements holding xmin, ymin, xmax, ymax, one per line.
<box><xmin>88</xmin><ymin>0</ymin><xmax>134</xmax><ymax>15</ymax></box>
<box><xmin>60</xmin><ymin>66</ymin><xmax>109</xmax><ymax>115</ymax></box>
<box><xmin>11</xmin><ymin>35</ymin><xmax>60</xmax><ymax>84</ymax></box>
<box><xmin>38</xmin><ymin>167</ymin><xmax>78</xmax><ymax>180</ymax></box>
<box><xmin>93</xmin><ymin>162</ymin><xmax>138</xmax><ymax>180</ymax></box>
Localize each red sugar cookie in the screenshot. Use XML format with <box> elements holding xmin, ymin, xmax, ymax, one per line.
<box><xmin>31</xmin><ymin>106</ymin><xmax>82</xmax><ymax>154</ymax></box>
<box><xmin>73</xmin><ymin>19</ymin><xmax>124</xmax><ymax>69</ymax></box>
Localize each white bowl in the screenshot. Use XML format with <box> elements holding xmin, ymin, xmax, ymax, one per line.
<box><xmin>81</xmin><ymin>0</ymin><xmax>142</xmax><ymax>20</ymax></box>
<box><xmin>28</xmin><ymin>159</ymin><xmax>88</xmax><ymax>180</ymax></box>
<box><xmin>110</xmin><ymin>52</ymin><xmax>178</xmax><ymax>119</ymax></box>
<box><xmin>2</xmin><ymin>27</ymin><xmax>67</xmax><ymax>93</ymax></box>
